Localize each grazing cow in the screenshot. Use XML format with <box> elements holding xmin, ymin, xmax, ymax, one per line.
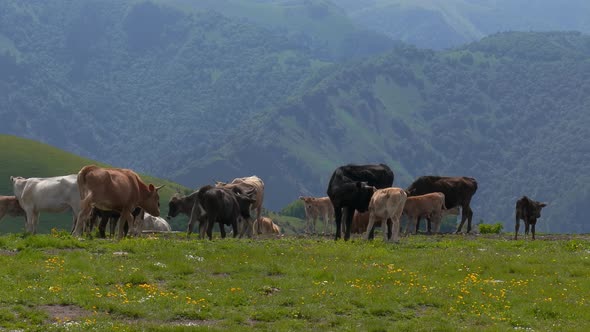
<box><xmin>365</xmin><ymin>187</ymin><xmax>407</xmax><ymax>242</ymax></box>
<box><xmin>215</xmin><ymin>176</ymin><xmax>264</xmax><ymax>238</ymax></box>
<box><xmin>406</xmin><ymin>176</ymin><xmax>478</xmax><ymax>233</ymax></box>
<box><xmin>327</xmin><ymin>164</ymin><xmax>394</xmax><ymax>241</ymax></box>
<box><xmin>515</xmin><ymin>196</ymin><xmax>547</xmax><ymax>240</ymax></box>
<box><xmin>139</xmin><ymin>212</ymin><xmax>172</xmax><ymax>232</ymax></box>
<box><xmin>402</xmin><ymin>192</ymin><xmax>446</xmax><ymax>235</ymax></box>
<box><xmin>253</xmin><ymin>216</ymin><xmax>281</xmax><ymax>236</ymax></box>
<box><xmin>10</xmin><ymin>175</ymin><xmax>81</xmax><ymax>234</ymax></box>
<box><xmin>74</xmin><ymin>165</ymin><xmax>164</xmax><ymax>239</ymax></box>
<box><xmin>299</xmin><ymin>196</ymin><xmax>334</xmax><ymax>234</ymax></box>
<box><xmin>188</xmin><ymin>185</ymin><xmax>255</xmax><ymax>240</ymax></box>
<box><xmin>0</xmin><ymin>195</ymin><xmax>25</xmax><ymax>223</ymax></box>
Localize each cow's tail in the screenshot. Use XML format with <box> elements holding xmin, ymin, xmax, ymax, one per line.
<box><xmin>77</xmin><ymin>165</ymin><xmax>94</xmax><ymax>200</ymax></box>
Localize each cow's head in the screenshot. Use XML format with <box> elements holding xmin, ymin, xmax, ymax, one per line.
<box><xmin>143</xmin><ymin>184</ymin><xmax>164</xmax><ymax>217</ymax></box>
<box><xmin>531</xmin><ymin>201</ymin><xmax>548</xmax><ymax>219</ymax></box>
<box><xmin>299</xmin><ymin>196</ymin><xmax>315</xmax><ymax>211</ymax></box>
<box><xmin>167</xmin><ymin>195</ymin><xmax>181</xmax><ymax>220</ymax></box>
<box><xmin>355</xmin><ymin>182</ymin><xmax>377</xmax><ymax>212</ymax></box>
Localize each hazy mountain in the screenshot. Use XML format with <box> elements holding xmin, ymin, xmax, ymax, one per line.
<box><xmin>331</xmin><ymin>0</ymin><xmax>590</xmax><ymax>49</ymax></box>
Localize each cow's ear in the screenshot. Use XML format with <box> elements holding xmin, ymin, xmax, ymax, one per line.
<box><xmin>149</xmin><ymin>184</ymin><xmax>155</xmax><ymax>192</ymax></box>
<box><xmin>540</xmin><ymin>202</ymin><xmax>547</xmax><ymax>207</ymax></box>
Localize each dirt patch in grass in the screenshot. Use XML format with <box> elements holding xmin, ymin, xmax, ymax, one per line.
<box><xmin>40</xmin><ymin>304</ymin><xmax>93</xmax><ymax>322</ymax></box>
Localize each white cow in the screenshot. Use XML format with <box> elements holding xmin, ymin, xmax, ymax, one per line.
<box><xmin>139</xmin><ymin>211</ymin><xmax>172</xmax><ymax>232</ymax></box>
<box><xmin>11</xmin><ymin>175</ymin><xmax>81</xmax><ymax>234</ymax></box>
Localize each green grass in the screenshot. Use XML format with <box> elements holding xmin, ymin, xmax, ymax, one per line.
<box><xmin>0</xmin><ymin>135</ymin><xmax>189</xmax><ymax>233</ymax></box>
<box><xmin>0</xmin><ymin>232</ymin><xmax>587</xmax><ymax>330</ymax></box>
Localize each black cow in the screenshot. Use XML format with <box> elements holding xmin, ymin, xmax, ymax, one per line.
<box><xmin>187</xmin><ymin>185</ymin><xmax>255</xmax><ymax>240</ymax></box>
<box><xmin>327</xmin><ymin>164</ymin><xmax>394</xmax><ymax>241</ymax></box>
<box><xmin>406</xmin><ymin>176</ymin><xmax>478</xmax><ymax>233</ymax></box>
<box><xmin>514</xmin><ymin>196</ymin><xmax>547</xmax><ymax>240</ymax></box>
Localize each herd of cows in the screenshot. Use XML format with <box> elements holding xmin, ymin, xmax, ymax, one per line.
<box><xmin>0</xmin><ymin>163</ymin><xmax>548</xmax><ymax>241</ymax></box>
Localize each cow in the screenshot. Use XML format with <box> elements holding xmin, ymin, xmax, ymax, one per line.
<box><xmin>299</xmin><ymin>196</ymin><xmax>334</xmax><ymax>234</ymax></box>
<box><xmin>73</xmin><ymin>165</ymin><xmax>164</xmax><ymax>239</ymax></box>
<box><xmin>402</xmin><ymin>192</ymin><xmax>446</xmax><ymax>235</ymax></box>
<box><xmin>0</xmin><ymin>195</ymin><xmax>25</xmax><ymax>223</ymax></box>
<box><xmin>253</xmin><ymin>216</ymin><xmax>281</xmax><ymax>236</ymax></box>
<box><xmin>364</xmin><ymin>187</ymin><xmax>407</xmax><ymax>243</ymax></box>
<box><xmin>167</xmin><ymin>192</ymin><xmax>198</xmax><ymax>221</ymax></box>
<box><xmin>406</xmin><ymin>176</ymin><xmax>478</xmax><ymax>234</ymax></box>
<box><xmin>10</xmin><ymin>175</ymin><xmax>81</xmax><ymax>234</ymax></box>
<box><xmin>515</xmin><ymin>196</ymin><xmax>547</xmax><ymax>240</ymax></box>
<box><xmin>187</xmin><ymin>185</ymin><xmax>255</xmax><ymax>240</ymax></box>
<box><xmin>140</xmin><ymin>212</ymin><xmax>172</xmax><ymax>232</ymax></box>
<box><xmin>327</xmin><ymin>163</ymin><xmax>394</xmax><ymax>241</ymax></box>
<box><xmin>414</xmin><ymin>206</ymin><xmax>461</xmax><ymax>233</ymax></box>
<box><xmin>215</xmin><ymin>176</ymin><xmax>264</xmax><ymax>238</ymax></box>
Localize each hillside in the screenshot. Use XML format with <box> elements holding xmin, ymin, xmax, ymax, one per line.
<box><xmin>174</xmin><ymin>31</ymin><xmax>590</xmax><ymax>233</ymax></box>
<box><xmin>0</xmin><ymin>135</ymin><xmax>189</xmax><ymax>233</ymax></box>
<box><xmin>331</xmin><ymin>0</ymin><xmax>590</xmax><ymax>49</ymax></box>
<box><xmin>0</xmin><ymin>0</ymin><xmax>395</xmax><ymax>176</ymax></box>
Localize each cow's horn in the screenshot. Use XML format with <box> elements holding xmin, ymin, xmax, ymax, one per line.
<box><xmin>155</xmin><ymin>185</ymin><xmax>165</xmax><ymax>191</ymax></box>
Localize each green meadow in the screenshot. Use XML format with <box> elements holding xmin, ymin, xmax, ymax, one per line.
<box><xmin>0</xmin><ymin>232</ymin><xmax>588</xmax><ymax>331</ymax></box>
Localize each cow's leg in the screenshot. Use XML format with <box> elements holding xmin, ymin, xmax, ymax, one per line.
<box><xmin>524</xmin><ymin>221</ymin><xmax>530</xmax><ymax>238</ymax></box>
<box><xmin>410</xmin><ymin>216</ymin><xmax>418</xmax><ymax>235</ymax></box>
<box><xmin>220</xmin><ymin>222</ymin><xmax>227</xmax><ymax>239</ymax></box>
<box><xmin>343</xmin><ymin>207</ymin><xmax>354</xmax><ymax>241</ymax></box>
<box><xmin>384</xmin><ymin>219</ymin><xmax>392</xmax><ymax>242</ymax></box>
<box><xmin>206</xmin><ymin>219</ymin><xmax>214</xmax><ymax>240</ymax></box>
<box><xmin>426</xmin><ymin>218</ymin><xmax>432</xmax><ymax>234</ymax></box>
<box><xmin>74</xmin><ymin>195</ymin><xmax>93</xmax><ymax>236</ymax></box>
<box><xmin>98</xmin><ymin>216</ymin><xmax>108</xmax><ymax>238</ymax></box>
<box><xmin>364</xmin><ymin>214</ymin><xmax>377</xmax><ymax>241</ymax></box>
<box><xmin>456</xmin><ymin>206</ymin><xmax>469</xmax><ymax>234</ymax></box>
<box><xmin>117</xmin><ymin>211</ymin><xmax>133</xmax><ymax>240</ymax></box>
<box><xmin>514</xmin><ymin>217</ymin><xmax>520</xmax><ymax>240</ymax></box>
<box><xmin>199</xmin><ymin>219</ymin><xmax>208</xmax><ymax>240</ymax></box>
<box><xmin>531</xmin><ymin>222</ymin><xmax>536</xmax><ymax>240</ymax></box>
<box><xmin>334</xmin><ymin>206</ymin><xmax>342</xmax><ymax>241</ymax></box>
<box><xmin>465</xmin><ymin>206</ymin><xmax>474</xmax><ymax>233</ymax></box>
<box><xmin>232</xmin><ymin>221</ymin><xmax>239</xmax><ymax>238</ymax></box>
<box><xmin>30</xmin><ymin>211</ymin><xmax>40</xmax><ymax>235</ymax></box>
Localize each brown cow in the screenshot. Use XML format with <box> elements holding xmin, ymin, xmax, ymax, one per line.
<box><xmin>0</xmin><ymin>195</ymin><xmax>25</xmax><ymax>223</ymax></box>
<box><xmin>402</xmin><ymin>192</ymin><xmax>445</xmax><ymax>235</ymax></box>
<box><xmin>365</xmin><ymin>187</ymin><xmax>407</xmax><ymax>243</ymax></box>
<box><xmin>299</xmin><ymin>196</ymin><xmax>334</xmax><ymax>234</ymax></box>
<box><xmin>253</xmin><ymin>217</ymin><xmax>281</xmax><ymax>237</ymax></box>
<box><xmin>351</xmin><ymin>211</ymin><xmax>370</xmax><ymax>234</ymax></box>
<box><xmin>73</xmin><ymin>165</ymin><xmax>164</xmax><ymax>239</ymax></box>
<box><xmin>515</xmin><ymin>196</ymin><xmax>547</xmax><ymax>240</ymax></box>
<box><xmin>216</xmin><ymin>176</ymin><xmax>264</xmax><ymax>238</ymax></box>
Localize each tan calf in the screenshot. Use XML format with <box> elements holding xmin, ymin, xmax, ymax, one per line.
<box><xmin>253</xmin><ymin>216</ymin><xmax>281</xmax><ymax>237</ymax></box>
<box><xmin>299</xmin><ymin>196</ymin><xmax>334</xmax><ymax>234</ymax></box>
<box><xmin>365</xmin><ymin>187</ymin><xmax>407</xmax><ymax>242</ymax></box>
<box><xmin>403</xmin><ymin>192</ymin><xmax>445</xmax><ymax>235</ymax></box>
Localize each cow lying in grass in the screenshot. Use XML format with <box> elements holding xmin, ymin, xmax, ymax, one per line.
<box><xmin>253</xmin><ymin>216</ymin><xmax>281</xmax><ymax>237</ymax></box>
<box><xmin>402</xmin><ymin>192</ymin><xmax>446</xmax><ymax>235</ymax></box>
<box><xmin>365</xmin><ymin>187</ymin><xmax>407</xmax><ymax>243</ymax></box>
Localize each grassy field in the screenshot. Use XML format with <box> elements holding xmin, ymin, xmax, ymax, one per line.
<box><xmin>0</xmin><ymin>232</ymin><xmax>588</xmax><ymax>331</ymax></box>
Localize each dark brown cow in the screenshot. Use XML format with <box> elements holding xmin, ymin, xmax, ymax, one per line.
<box><xmin>406</xmin><ymin>176</ymin><xmax>478</xmax><ymax>233</ymax></box>
<box><xmin>515</xmin><ymin>196</ymin><xmax>547</xmax><ymax>240</ymax></box>
<box><xmin>351</xmin><ymin>211</ymin><xmax>371</xmax><ymax>234</ymax></box>
<box><xmin>0</xmin><ymin>195</ymin><xmax>25</xmax><ymax>222</ymax></box>
<box><xmin>74</xmin><ymin>165</ymin><xmax>164</xmax><ymax>239</ymax></box>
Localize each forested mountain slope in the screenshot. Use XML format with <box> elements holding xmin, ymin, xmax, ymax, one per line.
<box><xmin>0</xmin><ymin>0</ymin><xmax>394</xmax><ymax>175</ymax></box>
<box><xmin>175</xmin><ymin>32</ymin><xmax>590</xmax><ymax>233</ymax></box>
